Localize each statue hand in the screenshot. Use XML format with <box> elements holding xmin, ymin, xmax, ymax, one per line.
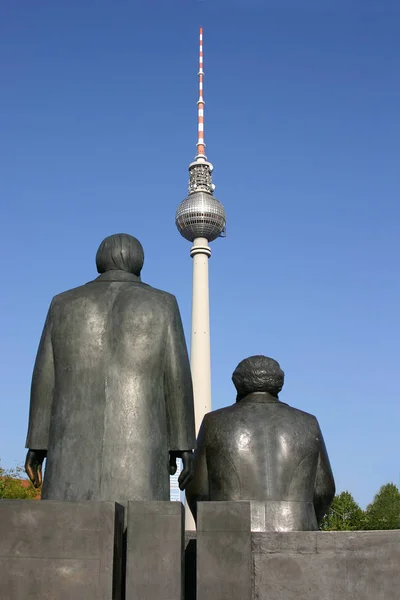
<box><xmin>168</xmin><ymin>450</ymin><xmax>194</xmax><ymax>490</ymax></box>
<box><xmin>178</xmin><ymin>450</ymin><xmax>194</xmax><ymax>491</ymax></box>
<box><xmin>25</xmin><ymin>449</ymin><xmax>47</xmax><ymax>488</ymax></box>
<box><xmin>169</xmin><ymin>451</ymin><xmax>178</xmax><ymax>476</ymax></box>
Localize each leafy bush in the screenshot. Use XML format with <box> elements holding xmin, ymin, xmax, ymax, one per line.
<box><xmin>0</xmin><ymin>464</ymin><xmax>40</xmax><ymax>500</ymax></box>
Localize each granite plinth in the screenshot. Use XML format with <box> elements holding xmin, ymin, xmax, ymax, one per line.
<box><xmin>252</xmin><ymin>529</ymin><xmax>400</xmax><ymax>600</ymax></box>
<box><xmin>126</xmin><ymin>501</ymin><xmax>184</xmax><ymax>600</ymax></box>
<box><xmin>0</xmin><ymin>500</ymin><xmax>124</xmax><ymax>600</ymax></box>
<box><xmin>196</xmin><ymin>501</ymin><xmax>252</xmax><ymax>600</ymax></box>
<box><xmin>194</xmin><ymin>501</ymin><xmax>400</xmax><ymax>600</ymax></box>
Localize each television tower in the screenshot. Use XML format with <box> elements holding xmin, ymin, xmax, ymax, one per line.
<box><xmin>176</xmin><ymin>28</ymin><xmax>226</xmax><ymax>528</ymax></box>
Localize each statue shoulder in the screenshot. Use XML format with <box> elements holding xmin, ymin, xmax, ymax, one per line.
<box><xmin>51</xmin><ymin>284</ymin><xmax>92</xmax><ymax>306</ymax></box>
<box><xmin>285</xmin><ymin>404</ymin><xmax>319</xmax><ymax>427</ymax></box>
<box><xmin>50</xmin><ymin>284</ymin><xmax>90</xmax><ymax>307</ymax></box>
<box><xmin>204</xmin><ymin>405</ymin><xmax>232</xmax><ymax>419</ymax></box>
<box><xmin>143</xmin><ymin>285</ymin><xmax>175</xmax><ymax>301</ymax></box>
<box><xmin>142</xmin><ymin>286</ymin><xmax>180</xmax><ymax>310</ymax></box>
<box><xmin>202</xmin><ymin>405</ymin><xmax>236</xmax><ymax>429</ymax></box>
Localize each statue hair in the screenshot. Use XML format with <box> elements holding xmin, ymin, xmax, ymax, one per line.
<box><xmin>96</xmin><ymin>234</ymin><xmax>144</xmax><ymax>276</ymax></box>
<box><xmin>232</xmin><ymin>355</ymin><xmax>284</xmax><ymax>401</ymax></box>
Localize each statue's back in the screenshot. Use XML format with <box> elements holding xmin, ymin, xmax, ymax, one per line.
<box><xmin>205</xmin><ymin>397</ymin><xmax>322</xmax><ymax>529</ymax></box>
<box><xmin>25</xmin><ymin>233</ymin><xmax>196</xmax><ymax>508</ymax></box>
<box><xmin>27</xmin><ymin>275</ymin><xmax>194</xmax><ymax>506</ymax></box>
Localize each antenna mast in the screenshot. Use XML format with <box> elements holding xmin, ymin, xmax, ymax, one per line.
<box><xmin>196</xmin><ymin>27</ymin><xmax>206</xmax><ymax>160</ymax></box>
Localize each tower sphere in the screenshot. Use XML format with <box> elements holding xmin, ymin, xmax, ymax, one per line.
<box><xmin>176</xmin><ymin>191</ymin><xmax>226</xmax><ymax>242</ymax></box>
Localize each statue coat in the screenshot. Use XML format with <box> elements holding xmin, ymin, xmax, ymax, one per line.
<box><xmin>26</xmin><ymin>270</ymin><xmax>195</xmax><ymax>505</ymax></box>
<box><xmin>186</xmin><ymin>392</ymin><xmax>335</xmax><ymax>530</ymax></box>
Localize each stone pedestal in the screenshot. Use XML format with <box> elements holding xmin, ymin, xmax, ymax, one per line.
<box><xmin>196</xmin><ymin>502</ymin><xmax>252</xmax><ymax>600</ymax></box>
<box><xmin>193</xmin><ymin>501</ymin><xmax>400</xmax><ymax>600</ymax></box>
<box><xmin>3</xmin><ymin>499</ymin><xmax>399</xmax><ymax>599</ymax></box>
<box><xmin>126</xmin><ymin>501</ymin><xmax>184</xmax><ymax>600</ymax></box>
<box><xmin>253</xmin><ymin>529</ymin><xmax>400</xmax><ymax>600</ymax></box>
<box><xmin>0</xmin><ymin>500</ymin><xmax>124</xmax><ymax>600</ymax></box>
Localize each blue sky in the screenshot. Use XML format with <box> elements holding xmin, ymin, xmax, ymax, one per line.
<box><xmin>1</xmin><ymin>1</ymin><xmax>399</xmax><ymax>507</ymax></box>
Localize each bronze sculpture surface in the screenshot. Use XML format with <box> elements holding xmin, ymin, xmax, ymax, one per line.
<box><xmin>25</xmin><ymin>234</ymin><xmax>196</xmax><ymax>505</ymax></box>
<box><xmin>186</xmin><ymin>356</ymin><xmax>335</xmax><ymax>530</ymax></box>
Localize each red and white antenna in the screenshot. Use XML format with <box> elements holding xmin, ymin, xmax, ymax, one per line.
<box><xmin>196</xmin><ymin>27</ymin><xmax>206</xmax><ymax>160</ymax></box>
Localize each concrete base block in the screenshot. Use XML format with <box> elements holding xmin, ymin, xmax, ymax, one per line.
<box><xmin>126</xmin><ymin>501</ymin><xmax>184</xmax><ymax>600</ymax></box>
<box><xmin>194</xmin><ymin>502</ymin><xmax>400</xmax><ymax>600</ymax></box>
<box><xmin>0</xmin><ymin>500</ymin><xmax>124</xmax><ymax>600</ymax></box>
<box><xmin>197</xmin><ymin>501</ymin><xmax>252</xmax><ymax>600</ymax></box>
<box><xmin>253</xmin><ymin>530</ymin><xmax>400</xmax><ymax>600</ymax></box>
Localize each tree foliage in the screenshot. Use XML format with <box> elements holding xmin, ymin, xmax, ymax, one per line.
<box><xmin>321</xmin><ymin>484</ymin><xmax>400</xmax><ymax>531</ymax></box>
<box><xmin>364</xmin><ymin>483</ymin><xmax>400</xmax><ymax>530</ymax></box>
<box><xmin>320</xmin><ymin>491</ymin><xmax>365</xmax><ymax>531</ymax></box>
<box><xmin>0</xmin><ymin>464</ymin><xmax>39</xmax><ymax>500</ymax></box>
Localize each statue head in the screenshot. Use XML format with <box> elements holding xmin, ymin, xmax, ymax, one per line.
<box><xmin>232</xmin><ymin>355</ymin><xmax>285</xmax><ymax>401</ymax></box>
<box><xmin>96</xmin><ymin>234</ymin><xmax>144</xmax><ymax>276</ymax></box>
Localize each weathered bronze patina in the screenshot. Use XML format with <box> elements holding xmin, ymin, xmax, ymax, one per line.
<box><xmin>186</xmin><ymin>355</ymin><xmax>335</xmax><ymax>530</ymax></box>
<box><xmin>25</xmin><ymin>234</ymin><xmax>196</xmax><ymax>505</ymax></box>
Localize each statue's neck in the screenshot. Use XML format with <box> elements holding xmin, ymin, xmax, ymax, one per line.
<box><xmin>92</xmin><ymin>270</ymin><xmax>142</xmax><ymax>283</ymax></box>
<box><xmin>238</xmin><ymin>391</ymin><xmax>280</xmax><ymax>404</ymax></box>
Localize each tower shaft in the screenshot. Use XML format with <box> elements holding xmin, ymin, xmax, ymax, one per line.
<box><xmin>187</xmin><ymin>239</ymin><xmax>212</xmax><ymax>533</ymax></box>
<box><xmin>190</xmin><ymin>238</ymin><xmax>212</xmax><ymax>432</ymax></box>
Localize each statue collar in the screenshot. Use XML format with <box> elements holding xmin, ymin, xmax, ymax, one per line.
<box><xmin>239</xmin><ymin>392</ymin><xmax>283</xmax><ymax>404</ymax></box>
<box><xmin>90</xmin><ymin>271</ymin><xmax>144</xmax><ymax>284</ymax></box>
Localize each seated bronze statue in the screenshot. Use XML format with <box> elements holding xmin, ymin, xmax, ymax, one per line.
<box><xmin>186</xmin><ymin>355</ymin><xmax>335</xmax><ymax>530</ymax></box>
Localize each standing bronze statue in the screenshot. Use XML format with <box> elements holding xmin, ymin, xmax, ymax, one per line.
<box><xmin>25</xmin><ymin>234</ymin><xmax>196</xmax><ymax>505</ymax></box>
<box><xmin>186</xmin><ymin>356</ymin><xmax>335</xmax><ymax>530</ymax></box>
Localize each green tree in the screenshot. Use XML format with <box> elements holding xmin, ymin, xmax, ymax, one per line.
<box><xmin>0</xmin><ymin>463</ymin><xmax>39</xmax><ymax>500</ymax></box>
<box><xmin>320</xmin><ymin>491</ymin><xmax>365</xmax><ymax>531</ymax></box>
<box><xmin>364</xmin><ymin>483</ymin><xmax>400</xmax><ymax>530</ymax></box>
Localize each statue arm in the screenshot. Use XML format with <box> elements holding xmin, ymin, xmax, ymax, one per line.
<box><xmin>164</xmin><ymin>296</ymin><xmax>196</xmax><ymax>453</ymax></box>
<box><xmin>25</xmin><ymin>302</ymin><xmax>55</xmax><ymax>452</ymax></box>
<box><xmin>313</xmin><ymin>422</ymin><xmax>335</xmax><ymax>525</ymax></box>
<box><xmin>185</xmin><ymin>417</ymin><xmax>210</xmax><ymax>524</ymax></box>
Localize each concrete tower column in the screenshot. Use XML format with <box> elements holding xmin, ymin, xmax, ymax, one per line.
<box><xmin>185</xmin><ymin>237</ymin><xmax>212</xmax><ymax>531</ymax></box>
<box><xmin>190</xmin><ymin>237</ymin><xmax>212</xmax><ymax>431</ymax></box>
